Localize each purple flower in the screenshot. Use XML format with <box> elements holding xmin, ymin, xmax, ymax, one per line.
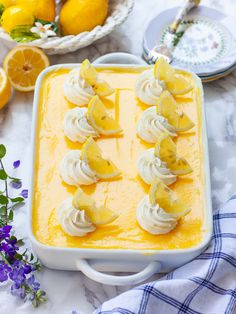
<box><xmin>0</xmin><ymin>262</ymin><xmax>11</xmax><ymax>282</ymax></box>
<box><xmin>27</xmin><ymin>275</ymin><xmax>40</xmax><ymax>292</ymax></box>
<box><xmin>0</xmin><ymin>225</ymin><xmax>12</xmax><ymax>239</ymax></box>
<box><xmin>23</xmin><ymin>264</ymin><xmax>32</xmax><ymax>274</ymax></box>
<box><xmin>9</xmin><ymin>267</ymin><xmax>26</xmax><ymax>286</ymax></box>
<box><xmin>0</xmin><ymin>242</ymin><xmax>16</xmax><ymax>259</ymax></box>
<box><xmin>13</xmin><ymin>160</ymin><xmax>20</xmax><ymax>169</ymax></box>
<box><xmin>11</xmin><ymin>283</ymin><xmax>26</xmax><ymax>300</ymax></box>
<box><xmin>20</xmin><ymin>189</ymin><xmax>28</xmax><ymax>199</ymax></box>
<box><xmin>8</xmin><ymin>236</ymin><xmax>17</xmax><ymax>246</ymax></box>
<box><xmin>10</xmin><ymin>181</ymin><xmax>22</xmax><ymax>189</ymax></box>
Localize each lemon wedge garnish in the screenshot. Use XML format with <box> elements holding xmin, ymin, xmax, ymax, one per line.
<box><xmin>87</xmin><ymin>95</ymin><xmax>122</xmax><ymax>135</ymax></box>
<box><xmin>156</xmin><ymin>91</ymin><xmax>195</xmax><ymax>132</ymax></box>
<box><xmin>80</xmin><ymin>59</ymin><xmax>97</xmax><ymax>86</ymax></box>
<box><xmin>0</xmin><ymin>68</ymin><xmax>11</xmax><ymax>110</ymax></box>
<box><xmin>154</xmin><ymin>57</ymin><xmax>193</xmax><ymax>95</ymax></box>
<box><xmin>3</xmin><ymin>46</ymin><xmax>49</xmax><ymax>92</ymax></box>
<box><xmin>81</xmin><ymin>137</ymin><xmax>121</xmax><ymax>179</ymax></box>
<box><xmin>149</xmin><ymin>178</ymin><xmax>190</xmax><ymax>218</ymax></box>
<box><xmin>154</xmin><ymin>57</ymin><xmax>175</xmax><ymax>82</ymax></box>
<box><xmin>92</xmin><ymin>79</ymin><xmax>114</xmax><ymax>97</ymax></box>
<box><xmin>73</xmin><ymin>187</ymin><xmax>118</xmax><ymax>225</ymax></box>
<box><xmin>166</xmin><ymin>74</ymin><xmax>193</xmax><ymax>95</ymax></box>
<box><xmin>154</xmin><ymin>133</ymin><xmax>193</xmax><ymax>175</ymax></box>
<box><xmin>80</xmin><ymin>59</ymin><xmax>114</xmax><ymax>97</ymax></box>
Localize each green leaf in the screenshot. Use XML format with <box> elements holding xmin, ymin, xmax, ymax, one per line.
<box><xmin>0</xmin><ymin>145</ymin><xmax>6</xmax><ymax>159</ymax></box>
<box><xmin>0</xmin><ymin>4</ymin><xmax>4</xmax><ymax>20</ymax></box>
<box><xmin>0</xmin><ymin>195</ymin><xmax>8</xmax><ymax>204</ymax></box>
<box><xmin>17</xmin><ymin>239</ymin><xmax>24</xmax><ymax>246</ymax></box>
<box><xmin>11</xmin><ymin>197</ymin><xmax>24</xmax><ymax>203</ymax></box>
<box><xmin>14</xmin><ymin>253</ymin><xmax>23</xmax><ymax>261</ymax></box>
<box><xmin>0</xmin><ymin>169</ymin><xmax>7</xmax><ymax>180</ymax></box>
<box><xmin>10</xmin><ymin>25</ymin><xmax>40</xmax><ymax>43</ymax></box>
<box><xmin>0</xmin><ymin>206</ymin><xmax>6</xmax><ymax>214</ymax></box>
<box><xmin>9</xmin><ymin>177</ymin><xmax>21</xmax><ymax>183</ymax></box>
<box><xmin>8</xmin><ymin>209</ymin><xmax>13</xmax><ymax>221</ymax></box>
<box><xmin>30</xmin><ymin>253</ymin><xmax>34</xmax><ymax>261</ymax></box>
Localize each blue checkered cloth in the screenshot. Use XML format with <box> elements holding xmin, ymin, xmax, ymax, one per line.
<box><xmin>95</xmin><ymin>196</ymin><xmax>236</xmax><ymax>314</ymax></box>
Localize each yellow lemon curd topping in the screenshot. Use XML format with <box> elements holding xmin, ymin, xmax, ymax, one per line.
<box><xmin>32</xmin><ymin>67</ymin><xmax>205</xmax><ymax>250</ymax></box>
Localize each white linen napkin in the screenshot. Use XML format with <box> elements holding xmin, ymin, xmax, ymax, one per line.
<box><xmin>94</xmin><ymin>196</ymin><xmax>236</xmax><ymax>314</ymax></box>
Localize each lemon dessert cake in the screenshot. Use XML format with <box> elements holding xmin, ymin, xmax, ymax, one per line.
<box><xmin>32</xmin><ymin>58</ymin><xmax>205</xmax><ymax>250</ymax></box>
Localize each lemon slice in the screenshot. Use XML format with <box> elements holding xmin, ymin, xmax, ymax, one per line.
<box><xmin>166</xmin><ymin>74</ymin><xmax>193</xmax><ymax>95</ymax></box>
<box><xmin>154</xmin><ymin>57</ymin><xmax>175</xmax><ymax>82</ymax></box>
<box><xmin>80</xmin><ymin>59</ymin><xmax>97</xmax><ymax>86</ymax></box>
<box><xmin>81</xmin><ymin>137</ymin><xmax>121</xmax><ymax>179</ymax></box>
<box><xmin>87</xmin><ymin>96</ymin><xmax>122</xmax><ymax>135</ymax></box>
<box><xmin>3</xmin><ymin>46</ymin><xmax>49</xmax><ymax>92</ymax></box>
<box><xmin>156</xmin><ymin>91</ymin><xmax>195</xmax><ymax>132</ymax></box>
<box><xmin>0</xmin><ymin>68</ymin><xmax>11</xmax><ymax>110</ymax></box>
<box><xmin>80</xmin><ymin>59</ymin><xmax>114</xmax><ymax>97</ymax></box>
<box><xmin>73</xmin><ymin>188</ymin><xmax>118</xmax><ymax>225</ymax></box>
<box><xmin>154</xmin><ymin>133</ymin><xmax>193</xmax><ymax>175</ymax></box>
<box><xmin>149</xmin><ymin>178</ymin><xmax>190</xmax><ymax>218</ymax></box>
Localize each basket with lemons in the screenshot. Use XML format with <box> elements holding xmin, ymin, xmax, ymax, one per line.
<box><xmin>0</xmin><ymin>0</ymin><xmax>134</xmax><ymax>54</ymax></box>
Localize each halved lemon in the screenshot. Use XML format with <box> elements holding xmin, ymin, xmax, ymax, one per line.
<box><xmin>81</xmin><ymin>137</ymin><xmax>121</xmax><ymax>179</ymax></box>
<box><xmin>73</xmin><ymin>187</ymin><xmax>118</xmax><ymax>225</ymax></box>
<box><xmin>87</xmin><ymin>96</ymin><xmax>122</xmax><ymax>135</ymax></box>
<box><xmin>154</xmin><ymin>133</ymin><xmax>193</xmax><ymax>175</ymax></box>
<box><xmin>80</xmin><ymin>59</ymin><xmax>114</xmax><ymax>97</ymax></box>
<box><xmin>3</xmin><ymin>46</ymin><xmax>49</xmax><ymax>92</ymax></box>
<box><xmin>154</xmin><ymin>57</ymin><xmax>193</xmax><ymax>95</ymax></box>
<box><xmin>0</xmin><ymin>68</ymin><xmax>11</xmax><ymax>110</ymax></box>
<box><xmin>154</xmin><ymin>57</ymin><xmax>175</xmax><ymax>82</ymax></box>
<box><xmin>156</xmin><ymin>91</ymin><xmax>195</xmax><ymax>132</ymax></box>
<box><xmin>149</xmin><ymin>178</ymin><xmax>190</xmax><ymax>217</ymax></box>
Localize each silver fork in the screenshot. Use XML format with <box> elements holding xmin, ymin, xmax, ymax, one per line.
<box><xmin>148</xmin><ymin>0</ymin><xmax>200</xmax><ymax>64</ymax></box>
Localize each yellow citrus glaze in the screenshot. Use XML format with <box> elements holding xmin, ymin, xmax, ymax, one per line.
<box><xmin>32</xmin><ymin>67</ymin><xmax>205</xmax><ymax>250</ymax></box>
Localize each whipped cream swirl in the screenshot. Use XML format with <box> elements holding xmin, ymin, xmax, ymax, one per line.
<box><xmin>137</xmin><ymin>107</ymin><xmax>176</xmax><ymax>143</ymax></box>
<box><xmin>138</xmin><ymin>148</ymin><xmax>176</xmax><ymax>185</ymax></box>
<box><xmin>57</xmin><ymin>198</ymin><xmax>95</xmax><ymax>237</ymax></box>
<box><xmin>135</xmin><ymin>70</ymin><xmax>165</xmax><ymax>105</ymax></box>
<box><xmin>64</xmin><ymin>68</ymin><xmax>95</xmax><ymax>106</ymax></box>
<box><xmin>59</xmin><ymin>150</ymin><xmax>97</xmax><ymax>186</ymax></box>
<box><xmin>137</xmin><ymin>196</ymin><xmax>178</xmax><ymax>235</ymax></box>
<box><xmin>63</xmin><ymin>108</ymin><xmax>98</xmax><ymax>143</ymax></box>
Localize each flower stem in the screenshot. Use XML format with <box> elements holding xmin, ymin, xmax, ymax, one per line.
<box><xmin>0</xmin><ymin>159</ymin><xmax>8</xmax><ymax>224</ymax></box>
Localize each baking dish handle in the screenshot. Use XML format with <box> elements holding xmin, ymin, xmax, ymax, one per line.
<box><xmin>76</xmin><ymin>259</ymin><xmax>161</xmax><ymax>286</ymax></box>
<box><xmin>93</xmin><ymin>52</ymin><xmax>146</xmax><ymax>65</ymax></box>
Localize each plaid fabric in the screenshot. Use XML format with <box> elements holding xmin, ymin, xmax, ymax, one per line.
<box><xmin>95</xmin><ymin>196</ymin><xmax>236</xmax><ymax>314</ymax></box>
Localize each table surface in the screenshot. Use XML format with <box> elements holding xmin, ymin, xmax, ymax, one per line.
<box><xmin>0</xmin><ymin>0</ymin><xmax>236</xmax><ymax>313</ymax></box>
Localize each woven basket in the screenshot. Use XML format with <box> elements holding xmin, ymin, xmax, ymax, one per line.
<box><xmin>0</xmin><ymin>0</ymin><xmax>134</xmax><ymax>55</ymax></box>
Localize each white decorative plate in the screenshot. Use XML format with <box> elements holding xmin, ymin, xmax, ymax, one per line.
<box><xmin>143</xmin><ymin>6</ymin><xmax>236</xmax><ymax>79</ymax></box>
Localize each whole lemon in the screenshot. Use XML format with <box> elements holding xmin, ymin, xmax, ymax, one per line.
<box><xmin>1</xmin><ymin>5</ymin><xmax>34</xmax><ymax>33</ymax></box>
<box><xmin>60</xmin><ymin>0</ymin><xmax>108</xmax><ymax>35</ymax></box>
<box><xmin>16</xmin><ymin>0</ymin><xmax>56</xmax><ymax>22</ymax></box>
<box><xmin>0</xmin><ymin>0</ymin><xmax>16</xmax><ymax>8</ymax></box>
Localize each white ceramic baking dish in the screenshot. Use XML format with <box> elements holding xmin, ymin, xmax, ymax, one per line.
<box><xmin>29</xmin><ymin>53</ymin><xmax>213</xmax><ymax>286</ymax></box>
